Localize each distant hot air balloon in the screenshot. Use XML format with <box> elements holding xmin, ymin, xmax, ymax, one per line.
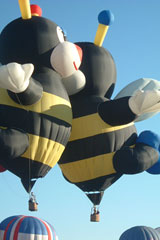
<box><xmin>0</xmin><ymin>215</ymin><xmax>58</xmax><ymax>240</ymax></box>
<box><xmin>119</xmin><ymin>226</ymin><xmax>160</xmax><ymax>240</ymax></box>
<box><xmin>155</xmin><ymin>228</ymin><xmax>160</xmax><ymax>235</ymax></box>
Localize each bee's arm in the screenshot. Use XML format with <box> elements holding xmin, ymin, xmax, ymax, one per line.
<box><xmin>113</xmin><ymin>142</ymin><xmax>159</xmax><ymax>174</ymax></box>
<box><xmin>113</xmin><ymin>130</ymin><xmax>160</xmax><ymax>174</ymax></box>
<box><xmin>0</xmin><ymin>63</ymin><xmax>43</xmax><ymax>105</ymax></box>
<box><xmin>8</xmin><ymin>77</ymin><xmax>43</xmax><ymax>105</ymax></box>
<box><xmin>98</xmin><ymin>96</ymin><xmax>137</xmax><ymax>126</ymax></box>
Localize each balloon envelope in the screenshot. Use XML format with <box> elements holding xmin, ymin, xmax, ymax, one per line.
<box><xmin>0</xmin><ymin>11</ymin><xmax>72</xmax><ymax>193</ymax></box>
<box><xmin>156</xmin><ymin>228</ymin><xmax>160</xmax><ymax>235</ymax></box>
<box><xmin>119</xmin><ymin>226</ymin><xmax>160</xmax><ymax>240</ymax></box>
<box><xmin>0</xmin><ymin>215</ymin><xmax>58</xmax><ymax>240</ymax></box>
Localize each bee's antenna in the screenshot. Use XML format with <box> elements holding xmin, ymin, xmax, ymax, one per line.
<box><xmin>18</xmin><ymin>0</ymin><xmax>31</xmax><ymax>19</ymax></box>
<box><xmin>94</xmin><ymin>10</ymin><xmax>114</xmax><ymax>47</ymax></box>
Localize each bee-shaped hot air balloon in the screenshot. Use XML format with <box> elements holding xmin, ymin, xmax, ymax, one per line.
<box><xmin>0</xmin><ymin>0</ymin><xmax>85</xmax><ymax>199</ymax></box>
<box><xmin>59</xmin><ymin>10</ymin><xmax>160</xmax><ymax>221</ymax></box>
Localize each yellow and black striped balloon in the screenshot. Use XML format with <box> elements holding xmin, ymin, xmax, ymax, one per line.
<box><xmin>59</xmin><ymin>42</ymin><xmax>137</xmax><ymax>206</ymax></box>
<box><xmin>0</xmin><ymin>12</ymin><xmax>72</xmax><ymax>192</ymax></box>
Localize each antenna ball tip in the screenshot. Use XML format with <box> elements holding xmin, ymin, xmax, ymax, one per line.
<box><xmin>30</xmin><ymin>4</ymin><xmax>42</xmax><ymax>16</ymax></box>
<box><xmin>98</xmin><ymin>10</ymin><xmax>114</xmax><ymax>26</ymax></box>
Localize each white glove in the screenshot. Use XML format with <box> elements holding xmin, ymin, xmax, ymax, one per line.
<box><xmin>0</xmin><ymin>63</ymin><xmax>34</xmax><ymax>93</ymax></box>
<box><xmin>129</xmin><ymin>89</ymin><xmax>160</xmax><ymax>115</ymax></box>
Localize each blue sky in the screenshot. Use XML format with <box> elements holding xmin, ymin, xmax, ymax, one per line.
<box><xmin>0</xmin><ymin>0</ymin><xmax>160</xmax><ymax>240</ymax></box>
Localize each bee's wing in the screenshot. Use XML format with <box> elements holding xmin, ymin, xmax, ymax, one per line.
<box><xmin>114</xmin><ymin>78</ymin><xmax>160</xmax><ymax>122</ymax></box>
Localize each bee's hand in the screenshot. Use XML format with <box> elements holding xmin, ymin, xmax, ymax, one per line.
<box><xmin>129</xmin><ymin>89</ymin><xmax>160</xmax><ymax>115</ymax></box>
<box><xmin>136</xmin><ymin>130</ymin><xmax>160</xmax><ymax>174</ymax></box>
<box><xmin>0</xmin><ymin>63</ymin><xmax>34</xmax><ymax>93</ymax></box>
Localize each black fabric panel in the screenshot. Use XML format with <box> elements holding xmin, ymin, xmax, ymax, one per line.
<box><xmin>98</xmin><ymin>97</ymin><xmax>137</xmax><ymax>126</ymax></box>
<box><xmin>21</xmin><ymin>178</ymin><xmax>36</xmax><ymax>193</ymax></box>
<box><xmin>8</xmin><ymin>78</ymin><xmax>43</xmax><ymax>105</ymax></box>
<box><xmin>0</xmin><ymin>17</ymin><xmax>60</xmax><ymax>66</ymax></box>
<box><xmin>0</xmin><ymin>155</ymin><xmax>51</xmax><ymax>179</ymax></box>
<box><xmin>86</xmin><ymin>192</ymin><xmax>104</xmax><ymax>205</ymax></box>
<box><xmin>0</xmin><ymin>105</ymin><xmax>71</xmax><ymax>145</ymax></box>
<box><xmin>74</xmin><ymin>42</ymin><xmax>117</xmax><ymax>98</ymax></box>
<box><xmin>0</xmin><ymin>128</ymin><xmax>29</xmax><ymax>159</ymax></box>
<box><xmin>64</xmin><ymin>172</ymin><xmax>122</xmax><ymax>192</ymax></box>
<box><xmin>113</xmin><ymin>142</ymin><xmax>159</xmax><ymax>174</ymax></box>
<box><xmin>59</xmin><ymin>126</ymin><xmax>137</xmax><ymax>164</ymax></box>
<box><xmin>33</xmin><ymin>69</ymin><xmax>70</xmax><ymax>100</ymax></box>
<box><xmin>28</xmin><ymin>112</ymin><xmax>71</xmax><ymax>146</ymax></box>
<box><xmin>70</xmin><ymin>95</ymin><xmax>105</xmax><ymax>118</ymax></box>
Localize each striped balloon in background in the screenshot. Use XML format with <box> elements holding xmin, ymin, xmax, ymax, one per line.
<box><xmin>0</xmin><ymin>215</ymin><xmax>58</xmax><ymax>240</ymax></box>
<box><xmin>119</xmin><ymin>226</ymin><xmax>160</xmax><ymax>240</ymax></box>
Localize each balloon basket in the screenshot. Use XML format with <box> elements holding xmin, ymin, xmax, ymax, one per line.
<box><xmin>90</xmin><ymin>212</ymin><xmax>100</xmax><ymax>222</ymax></box>
<box><xmin>29</xmin><ymin>201</ymin><xmax>38</xmax><ymax>211</ymax></box>
<box><xmin>90</xmin><ymin>206</ymin><xmax>100</xmax><ymax>222</ymax></box>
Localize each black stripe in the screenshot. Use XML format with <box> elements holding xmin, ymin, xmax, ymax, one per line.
<box><xmin>64</xmin><ymin>172</ymin><xmax>122</xmax><ymax>192</ymax></box>
<box><xmin>70</xmin><ymin>95</ymin><xmax>105</xmax><ymax>118</ymax></box>
<box><xmin>1</xmin><ymin>156</ymin><xmax>52</xmax><ymax>179</ymax></box>
<box><xmin>98</xmin><ymin>97</ymin><xmax>136</xmax><ymax>125</ymax></box>
<box><xmin>60</xmin><ymin>126</ymin><xmax>137</xmax><ymax>164</ymax></box>
<box><xmin>0</xmin><ymin>105</ymin><xmax>71</xmax><ymax>145</ymax></box>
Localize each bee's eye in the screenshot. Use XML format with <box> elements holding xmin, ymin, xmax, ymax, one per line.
<box><xmin>57</xmin><ymin>26</ymin><xmax>65</xmax><ymax>43</ymax></box>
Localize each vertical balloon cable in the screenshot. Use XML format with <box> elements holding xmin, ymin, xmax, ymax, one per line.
<box><xmin>18</xmin><ymin>0</ymin><xmax>32</xmax><ymax>19</ymax></box>
<box><xmin>14</xmin><ymin>93</ymin><xmax>31</xmax><ymax>194</ymax></box>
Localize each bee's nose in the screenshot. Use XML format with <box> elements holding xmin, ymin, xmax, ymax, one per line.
<box><xmin>72</xmin><ymin>44</ymin><xmax>83</xmax><ymax>71</ymax></box>
<box><xmin>50</xmin><ymin>41</ymin><xmax>83</xmax><ymax>78</ymax></box>
<box><xmin>75</xmin><ymin>44</ymin><xmax>83</xmax><ymax>62</ymax></box>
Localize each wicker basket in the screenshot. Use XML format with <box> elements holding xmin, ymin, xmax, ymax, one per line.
<box><xmin>29</xmin><ymin>201</ymin><xmax>38</xmax><ymax>211</ymax></box>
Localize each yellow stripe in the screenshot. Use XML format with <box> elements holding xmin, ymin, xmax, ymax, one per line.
<box><xmin>59</xmin><ymin>151</ymin><xmax>116</xmax><ymax>182</ymax></box>
<box><xmin>59</xmin><ymin>145</ymin><xmax>135</xmax><ymax>182</ymax></box>
<box><xmin>0</xmin><ymin>89</ymin><xmax>72</xmax><ymax>124</ymax></box>
<box><xmin>69</xmin><ymin>113</ymin><xmax>134</xmax><ymax>141</ymax></box>
<box><xmin>22</xmin><ymin>134</ymin><xmax>65</xmax><ymax>168</ymax></box>
<box><xmin>0</xmin><ymin>126</ymin><xmax>7</xmax><ymax>130</ymax></box>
